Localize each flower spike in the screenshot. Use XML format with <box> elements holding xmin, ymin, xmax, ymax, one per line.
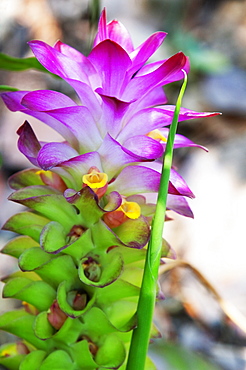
<box><xmin>0</xmin><ymin>9</ymin><xmax>219</xmax><ymax>370</ymax></box>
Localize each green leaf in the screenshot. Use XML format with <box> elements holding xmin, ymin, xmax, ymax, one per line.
<box><xmin>3</xmin><ymin>277</ymin><xmax>56</xmax><ymax>312</ymax></box>
<box><xmin>57</xmin><ymin>280</ymin><xmax>96</xmax><ymax>318</ymax></box>
<box><xmin>102</xmin><ymin>300</ymin><xmax>138</xmax><ymax>332</ymax></box>
<box><xmin>9</xmin><ymin>185</ymin><xmax>60</xmax><ymax>199</ymax></box>
<box><xmin>52</xmin><ymin>317</ymin><xmax>83</xmax><ymax>345</ymax></box>
<box><xmin>96</xmin><ymin>279</ymin><xmax>140</xmax><ymax>331</ymax></box>
<box><xmin>34</xmin><ymin>312</ymin><xmax>83</xmax><ymax>344</ymax></box>
<box><xmin>145</xmin><ymin>356</ymin><xmax>157</xmax><ymax>370</ymax></box>
<box><xmin>9</xmin><ymin>189</ymin><xmax>79</xmax><ymax>226</ymax></box>
<box><xmin>40</xmin><ymin>221</ymin><xmax>67</xmax><ymax>254</ymax></box>
<box><xmin>19</xmin><ymin>350</ymin><xmax>47</xmax><ymax>370</ymax></box>
<box><xmin>2</xmin><ymin>271</ymin><xmax>40</xmax><ymax>283</ymax></box>
<box><xmin>9</xmin><ymin>169</ymin><xmax>46</xmax><ymax>190</ymax></box>
<box><xmin>78</xmin><ymin>250</ymin><xmax>123</xmax><ymax>287</ymax></box>
<box><xmin>113</xmin><ymin>216</ymin><xmax>150</xmax><ymax>249</ymax></box>
<box><xmin>117</xmin><ymin>245</ymin><xmax>146</xmax><ymax>265</ymax></box>
<box><xmin>82</xmin><ymin>307</ymin><xmax>120</xmax><ymax>336</ymax></box>
<box><xmin>148</xmin><ymin>340</ymin><xmax>221</xmax><ymax>370</ymax></box>
<box><xmin>71</xmin><ymin>340</ymin><xmax>97</xmax><ymax>369</ymax></box>
<box><xmin>0</xmin><ymin>354</ymin><xmax>25</xmax><ymax>370</ymax></box>
<box><xmin>97</xmin><ymin>279</ymin><xmax>139</xmax><ymax>305</ymax></box>
<box><xmin>40</xmin><ymin>221</ymin><xmax>94</xmax><ymax>257</ymax></box>
<box><xmin>81</xmin><ymin>306</ymin><xmax>136</xmax><ymax>340</ymax></box>
<box><xmin>0</xmin><ymin>53</ymin><xmax>49</xmax><ymax>73</ymax></box>
<box><xmin>1</xmin><ymin>235</ymin><xmax>39</xmax><ymax>258</ymax></box>
<box><xmin>96</xmin><ymin>279</ymin><xmax>139</xmax><ymax>306</ymax></box>
<box><xmin>120</xmin><ymin>265</ymin><xmax>144</xmax><ymax>288</ymax></box>
<box><xmin>39</xmin><ymin>350</ymin><xmax>75</xmax><ymax>370</ymax></box>
<box><xmin>58</xmin><ymin>228</ymin><xmax>94</xmax><ymax>260</ymax></box>
<box><xmin>2</xmin><ymin>211</ymin><xmax>49</xmax><ymax>242</ymax></box>
<box><xmin>0</xmin><ymin>342</ymin><xmax>27</xmax><ymax>370</ymax></box>
<box><xmin>0</xmin><ymin>85</ymin><xmax>19</xmax><ymax>92</ymax></box>
<box><xmin>0</xmin><ymin>310</ymin><xmax>49</xmax><ymax>350</ymax></box>
<box><xmin>95</xmin><ymin>333</ymin><xmax>126</xmax><ymax>368</ymax></box>
<box><xmin>91</xmin><ymin>220</ymin><xmax>122</xmax><ymax>250</ymax></box>
<box><xmin>33</xmin><ymin>311</ymin><xmax>56</xmax><ymax>340</ymax></box>
<box><xmin>66</xmin><ymin>186</ymin><xmax>104</xmax><ymax>227</ymax></box>
<box><xmin>161</xmin><ymin>238</ymin><xmax>175</xmax><ymax>259</ymax></box>
<box><xmin>19</xmin><ymin>247</ymin><xmax>53</xmax><ymax>272</ymax></box>
<box><xmin>19</xmin><ymin>252</ymin><xmax>78</xmax><ymax>289</ymax></box>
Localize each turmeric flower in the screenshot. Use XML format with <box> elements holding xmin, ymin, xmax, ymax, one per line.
<box><xmin>0</xmin><ymin>8</ymin><xmax>220</xmax><ymax>370</ymax></box>
<box><xmin>1</xmin><ymin>9</ymin><xmax>218</xmax><ymax>220</ymax></box>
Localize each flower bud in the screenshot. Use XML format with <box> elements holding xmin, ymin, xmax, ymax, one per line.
<box><xmin>47</xmin><ymin>300</ymin><xmax>67</xmax><ymax>330</ymax></box>
<box><xmin>36</xmin><ymin>170</ymin><xmax>67</xmax><ymax>192</ymax></box>
<box><xmin>80</xmin><ymin>335</ymin><xmax>98</xmax><ymax>356</ymax></box>
<box><xmin>66</xmin><ymin>225</ymin><xmax>86</xmax><ymax>244</ymax></box>
<box><xmin>67</xmin><ymin>290</ymin><xmax>88</xmax><ymax>311</ymax></box>
<box><xmin>82</xmin><ymin>257</ymin><xmax>101</xmax><ymax>282</ymax></box>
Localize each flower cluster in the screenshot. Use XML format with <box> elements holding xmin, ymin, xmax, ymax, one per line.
<box><xmin>0</xmin><ymin>9</ymin><xmax>218</xmax><ymax>370</ymax></box>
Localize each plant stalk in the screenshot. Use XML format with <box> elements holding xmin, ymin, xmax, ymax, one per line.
<box><xmin>126</xmin><ymin>71</ymin><xmax>188</xmax><ymax>369</ymax></box>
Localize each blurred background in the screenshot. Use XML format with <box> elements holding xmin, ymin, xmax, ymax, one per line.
<box><xmin>0</xmin><ymin>0</ymin><xmax>246</xmax><ymax>369</ymax></box>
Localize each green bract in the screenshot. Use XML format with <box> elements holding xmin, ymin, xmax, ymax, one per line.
<box><xmin>0</xmin><ymin>168</ymin><xmax>156</xmax><ymax>369</ymax></box>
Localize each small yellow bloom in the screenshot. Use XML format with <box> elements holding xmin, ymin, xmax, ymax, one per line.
<box><xmin>22</xmin><ymin>301</ymin><xmax>39</xmax><ymax>315</ymax></box>
<box><xmin>83</xmin><ymin>167</ymin><xmax>108</xmax><ymax>189</ymax></box>
<box><xmin>36</xmin><ymin>169</ymin><xmax>52</xmax><ymax>177</ymax></box>
<box><xmin>118</xmin><ymin>199</ymin><xmax>141</xmax><ymax>219</ymax></box>
<box><xmin>1</xmin><ymin>343</ymin><xmax>17</xmax><ymax>357</ymax></box>
<box><xmin>146</xmin><ymin>129</ymin><xmax>167</xmax><ymax>142</ymax></box>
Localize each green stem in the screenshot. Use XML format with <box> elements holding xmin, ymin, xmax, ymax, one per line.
<box><xmin>126</xmin><ymin>72</ymin><xmax>188</xmax><ymax>370</ymax></box>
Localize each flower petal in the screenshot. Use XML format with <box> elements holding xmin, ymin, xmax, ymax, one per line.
<box><xmin>88</xmin><ymin>40</ymin><xmax>132</xmax><ymax>97</ymax></box>
<box><xmin>1</xmin><ymin>91</ymin><xmax>30</xmax><ymax>111</ymax></box>
<box><xmin>157</xmin><ymin>105</ymin><xmax>221</xmax><ymax>121</ymax></box>
<box><xmin>158</xmin><ymin>128</ymin><xmax>208</xmax><ymax>151</ymax></box>
<box><xmin>117</xmin><ymin>107</ymin><xmax>173</xmax><ymax>142</ymax></box>
<box><xmin>93</xmin><ymin>8</ymin><xmax>134</xmax><ymax>53</ymax></box>
<box><xmin>53</xmin><ymin>152</ymin><xmax>102</xmax><ymax>190</ymax></box>
<box><xmin>135</xmin><ymin>60</ymin><xmax>164</xmax><ymax>76</ymax></box>
<box><xmin>98</xmin><ymin>134</ymin><xmax>138</xmax><ymax>179</ymax></box>
<box><xmin>167</xmin><ymin>194</ymin><xmax>194</xmax><ymax>218</ymax></box>
<box><xmin>22</xmin><ymin>94</ymin><xmax>102</xmax><ymax>152</ymax></box>
<box><xmin>21</xmin><ymin>90</ymin><xmax>77</xmax><ymax>111</ymax></box>
<box><xmin>107</xmin><ymin>165</ymin><xmax>160</xmax><ymax>196</ymax></box>
<box><xmin>108</xmin><ymin>164</ymin><xmax>191</xmax><ymax>198</ymax></box>
<box><xmin>170</xmin><ymin>169</ymin><xmax>194</xmax><ymax>199</ymax></box>
<box><xmin>122</xmin><ymin>135</ymin><xmax>164</xmax><ymax>160</ymax></box>
<box><xmin>96</xmin><ymin>93</ymin><xmax>130</xmax><ymax>137</ymax></box>
<box><xmin>37</xmin><ymin>142</ymin><xmax>79</xmax><ymax>170</ymax></box>
<box><xmin>122</xmin><ymin>52</ymin><xmax>189</xmax><ymax>101</ymax></box>
<box><xmin>17</xmin><ymin>121</ymin><xmax>41</xmax><ymax>166</ymax></box>
<box><xmin>63</xmin><ymin>78</ymin><xmax>102</xmax><ymax>121</ymax></box>
<box><xmin>2</xmin><ymin>91</ymin><xmax>79</xmax><ymax>147</ymax></box>
<box><xmin>28</xmin><ymin>40</ymin><xmax>96</xmax><ymax>84</ymax></box>
<box><xmin>43</xmin><ymin>106</ymin><xmax>103</xmax><ymax>153</ymax></box>
<box><xmin>129</xmin><ymin>32</ymin><xmax>167</xmax><ymax>75</ymax></box>
<box><xmin>54</xmin><ymin>40</ymin><xmax>86</xmax><ymax>62</ymax></box>
<box><xmin>129</xmin><ymin>86</ymin><xmax>168</xmax><ymax>111</ymax></box>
